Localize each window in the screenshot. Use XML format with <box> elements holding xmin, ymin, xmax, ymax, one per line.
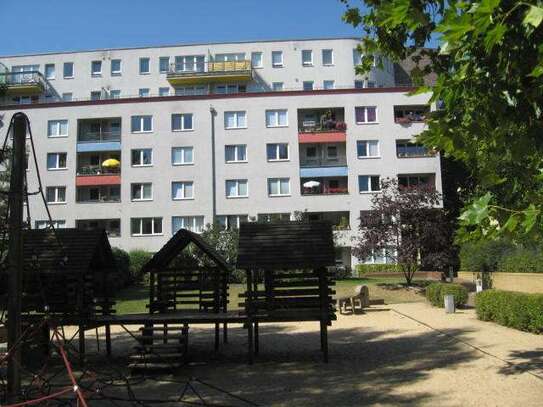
<box><xmin>323</xmin><ymin>80</ymin><xmax>335</xmax><ymax>90</ymax></box>
<box><xmin>271</xmin><ymin>51</ymin><xmax>283</xmax><ymax>67</ymax></box>
<box><xmin>216</xmin><ymin>215</ymin><xmax>248</xmax><ymax>231</ymax></box>
<box><xmin>91</xmin><ymin>60</ymin><xmax>102</xmax><ymax>76</ymax></box>
<box><xmin>251</xmin><ymin>52</ymin><xmax>263</xmax><ymax>68</ymax></box>
<box><xmin>47</xmin><ymin>120</ymin><xmax>68</xmax><ymax>137</ymax></box>
<box><xmin>174</xmin><ymin>86</ymin><xmax>207</xmax><ymax>96</ymax></box>
<box><xmin>172</xmin><ymin>147</ymin><xmax>194</xmax><ymax>165</ymax></box>
<box><xmin>174</xmin><ymin>55</ymin><xmax>205</xmax><ymax>72</ymax></box>
<box><xmin>131</xmin><ymin>149</ymin><xmax>152</xmax><ymax>166</ymax></box>
<box><xmin>131</xmin><ymin>217</ymin><xmax>162</xmax><ymax>236</ymax></box>
<box><xmin>109</xmin><ymin>89</ymin><xmax>121</xmax><ymax>99</ymax></box>
<box><xmin>45</xmin><ymin>64</ymin><xmax>55</xmax><ymax>80</ymax></box>
<box><xmin>131</xmin><ymin>183</ymin><xmax>152</xmax><ymax>201</ymax></box>
<box><xmin>111</xmin><ymin>59</ymin><xmax>121</xmax><ymax>75</ymax></box>
<box><xmin>171</xmin><ymin>113</ymin><xmax>193</xmax><ymax>131</ymax></box>
<box><xmin>139</xmin><ymin>57</ymin><xmax>150</xmax><ymax>74</ymax></box>
<box><xmin>257</xmin><ymin>213</ymin><xmax>290</xmax><ymax>223</ymax></box>
<box><xmin>62</xmin><ymin>93</ymin><xmax>72</xmax><ymax>101</ymax></box>
<box><xmin>46</xmin><ymin>186</ymin><xmax>66</xmax><ymax>203</ymax></box>
<box><xmin>215</xmin><ymin>84</ymin><xmax>245</xmax><ymax>94</ymax></box>
<box><xmin>359</xmin><ymin>175</ymin><xmax>381</xmax><ymax>193</ymax></box>
<box><xmin>226</xmin><ymin>179</ymin><xmax>248</xmax><ymax>198</ymax></box>
<box><xmin>303</xmin><ymin>81</ymin><xmax>314</xmax><ymax>91</ymax></box>
<box><xmin>76</xmin><ymin>219</ymin><xmax>121</xmax><ymax>237</ymax></box>
<box><xmin>139</xmin><ymin>88</ymin><xmax>150</xmax><ymax>97</ymax></box>
<box><xmin>355</xmin><ymin>106</ymin><xmax>377</xmax><ymax>123</ymax></box>
<box><xmin>172</xmin><ymin>181</ymin><xmax>194</xmax><ymax>200</ymax></box>
<box><xmin>272</xmin><ymin>82</ymin><xmax>283</xmax><ymax>91</ymax></box>
<box><xmin>266</xmin><ymin>143</ymin><xmax>289</xmax><ymax>161</ymax></box>
<box><xmin>357</xmin><ymin>140</ymin><xmax>380</xmax><ymax>158</ymax></box>
<box><xmin>225</xmin><ymin>145</ymin><xmax>247</xmax><ymax>163</ymax></box>
<box><xmin>353</xmin><ymin>49</ymin><xmax>362</xmax><ymax>66</ymax></box>
<box><xmin>302</xmin><ymin>50</ymin><xmax>313</xmax><ymax>66</ymax></box>
<box><xmin>131</xmin><ymin>115</ymin><xmax>153</xmax><ymax>133</ymax></box>
<box><xmin>268</xmin><ymin>178</ymin><xmax>290</xmax><ymax>196</ymax></box>
<box><xmin>224</xmin><ymin>111</ymin><xmax>247</xmax><ymax>129</ymax></box>
<box><xmin>354</xmin><ymin>80</ymin><xmax>364</xmax><ymax>89</ymax></box>
<box><xmin>265</xmin><ymin>110</ymin><xmax>288</xmax><ymax>127</ymax></box>
<box><xmin>47</xmin><ymin>153</ymin><xmax>67</xmax><ymax>170</ymax></box>
<box><xmin>172</xmin><ymin>216</ymin><xmax>204</xmax><ymax>233</ymax></box>
<box><xmin>398</xmin><ymin>174</ymin><xmax>434</xmax><ymax>189</ymax></box>
<box><xmin>35</xmin><ymin>220</ymin><xmax>66</xmax><ymax>229</ymax></box>
<box><xmin>322</xmin><ymin>49</ymin><xmax>334</xmax><ymax>66</ymax></box>
<box><xmin>327</xmin><ymin>145</ymin><xmax>338</xmax><ymax>159</ymax></box>
<box><xmin>63</xmin><ymin>62</ymin><xmax>74</xmax><ymax>78</ymax></box>
<box><xmin>367</xmin><ymin>81</ymin><xmax>375</xmax><ymax>88</ymax></box>
<box><xmin>90</xmin><ymin>91</ymin><xmax>101</xmax><ymax>101</ymax></box>
<box><xmin>158</xmin><ymin>87</ymin><xmax>170</xmax><ymax>96</ymax></box>
<box><xmin>159</xmin><ymin>56</ymin><xmax>170</xmax><ymax>73</ymax></box>
<box><xmin>396</xmin><ymin>141</ymin><xmax>431</xmax><ymax>157</ymax></box>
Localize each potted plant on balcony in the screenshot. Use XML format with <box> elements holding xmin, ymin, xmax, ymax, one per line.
<box><xmin>335</xmin><ymin>121</ymin><xmax>347</xmax><ymax>131</ymax></box>
<box><xmin>396</xmin><ymin>116</ymin><xmax>412</xmax><ymax>125</ymax></box>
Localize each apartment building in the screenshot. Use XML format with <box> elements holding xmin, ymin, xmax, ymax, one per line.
<box><xmin>0</xmin><ymin>37</ymin><xmax>441</xmax><ymax>267</ymax></box>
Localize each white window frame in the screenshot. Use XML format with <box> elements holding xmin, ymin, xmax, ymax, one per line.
<box><xmin>139</xmin><ymin>88</ymin><xmax>150</xmax><ymax>97</ymax></box>
<box><xmin>322</xmin><ymin>49</ymin><xmax>334</xmax><ymax>66</ymax></box>
<box><xmin>111</xmin><ymin>59</ymin><xmax>122</xmax><ymax>75</ymax></box>
<box><xmin>251</xmin><ymin>52</ymin><xmax>263</xmax><ymax>68</ymax></box>
<box><xmin>303</xmin><ymin>81</ymin><xmax>314</xmax><ymax>91</ymax></box>
<box><xmin>139</xmin><ymin>57</ymin><xmax>150</xmax><ymax>74</ymax></box>
<box><xmin>355</xmin><ymin>106</ymin><xmax>378</xmax><ymax>124</ymax></box>
<box><xmin>266</xmin><ymin>143</ymin><xmax>289</xmax><ymax>161</ymax></box>
<box><xmin>302</xmin><ymin>50</ymin><xmax>313</xmax><ymax>66</ymax></box>
<box><xmin>63</xmin><ymin>62</ymin><xmax>74</xmax><ymax>79</ymax></box>
<box><xmin>45</xmin><ymin>64</ymin><xmax>55</xmax><ymax>80</ymax></box>
<box><xmin>35</xmin><ymin>220</ymin><xmax>66</xmax><ymax>229</ymax></box>
<box><xmin>131</xmin><ymin>115</ymin><xmax>153</xmax><ymax>133</ymax></box>
<box><xmin>323</xmin><ymin>80</ymin><xmax>335</xmax><ymax>90</ymax></box>
<box><xmin>171</xmin><ymin>181</ymin><xmax>194</xmax><ymax>200</ymax></box>
<box><xmin>271</xmin><ymin>51</ymin><xmax>283</xmax><ymax>67</ymax></box>
<box><xmin>225</xmin><ymin>179</ymin><xmax>248</xmax><ymax>198</ymax></box>
<box><xmin>224</xmin><ymin>111</ymin><xmax>247</xmax><ymax>129</ymax></box>
<box><xmin>91</xmin><ymin>60</ymin><xmax>102</xmax><ymax>76</ymax></box>
<box><xmin>131</xmin><ymin>217</ymin><xmax>162</xmax><ymax>236</ymax></box>
<box><xmin>109</xmin><ymin>89</ymin><xmax>121</xmax><ymax>99</ymax></box>
<box><xmin>171</xmin><ymin>113</ymin><xmax>194</xmax><ymax>131</ymax></box>
<box><xmin>359</xmin><ymin>175</ymin><xmax>381</xmax><ymax>193</ymax></box>
<box><xmin>159</xmin><ymin>56</ymin><xmax>170</xmax><ymax>73</ymax></box>
<box><xmin>268</xmin><ymin>178</ymin><xmax>291</xmax><ymax>197</ymax></box>
<box><xmin>225</xmin><ymin>144</ymin><xmax>247</xmax><ymax>163</ymax></box>
<box><xmin>131</xmin><ymin>183</ymin><xmax>153</xmax><ymax>201</ymax></box>
<box><xmin>46</xmin><ymin>186</ymin><xmax>66</xmax><ymax>204</ymax></box>
<box><xmin>172</xmin><ymin>216</ymin><xmax>204</xmax><ymax>234</ymax></box>
<box><xmin>47</xmin><ymin>120</ymin><xmax>68</xmax><ymax>138</ymax></box>
<box><xmin>131</xmin><ymin>149</ymin><xmax>153</xmax><ymax>167</ymax></box>
<box><xmin>171</xmin><ymin>146</ymin><xmax>194</xmax><ymax>166</ymax></box>
<box><xmin>47</xmin><ymin>152</ymin><xmax>67</xmax><ymax>170</ymax></box>
<box><xmin>265</xmin><ymin>109</ymin><xmax>288</xmax><ymax>128</ymax></box>
<box><xmin>357</xmin><ymin>140</ymin><xmax>380</xmax><ymax>158</ymax></box>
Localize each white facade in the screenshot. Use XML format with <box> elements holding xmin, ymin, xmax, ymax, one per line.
<box><xmin>0</xmin><ymin>37</ymin><xmax>440</xmax><ymax>267</ymax></box>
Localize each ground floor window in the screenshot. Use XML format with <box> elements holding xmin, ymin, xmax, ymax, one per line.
<box><xmin>131</xmin><ymin>217</ymin><xmax>162</xmax><ymax>236</ymax></box>
<box><xmin>172</xmin><ymin>216</ymin><xmax>204</xmax><ymax>233</ymax></box>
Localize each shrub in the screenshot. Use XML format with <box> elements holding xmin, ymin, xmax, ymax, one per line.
<box><xmin>497</xmin><ymin>247</ymin><xmax>543</xmax><ymax>273</ymax></box>
<box><xmin>112</xmin><ymin>247</ymin><xmax>130</xmax><ymax>287</ymax></box>
<box><xmin>356</xmin><ymin>264</ymin><xmax>402</xmax><ymax>276</ymax></box>
<box><xmin>426</xmin><ymin>282</ymin><xmax>469</xmax><ymax>308</ymax></box>
<box><xmin>475</xmin><ymin>290</ymin><xmax>543</xmax><ymax>333</ymax></box>
<box><xmin>459</xmin><ymin>239</ymin><xmax>515</xmax><ymax>272</ymax></box>
<box><xmin>128</xmin><ymin>249</ymin><xmax>153</xmax><ymax>282</ymax></box>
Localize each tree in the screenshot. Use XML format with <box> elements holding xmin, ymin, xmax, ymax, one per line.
<box><xmin>199</xmin><ymin>222</ymin><xmax>239</xmax><ymax>266</ymax></box>
<box><xmin>352</xmin><ymin>179</ymin><xmax>452</xmax><ymax>285</ymax></box>
<box><xmin>341</xmin><ymin>0</ymin><xmax>543</xmax><ymax>242</ymax></box>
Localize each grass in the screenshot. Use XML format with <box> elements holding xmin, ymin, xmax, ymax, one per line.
<box><xmin>114</xmin><ymin>276</ymin><xmax>427</xmax><ymax>314</ymax></box>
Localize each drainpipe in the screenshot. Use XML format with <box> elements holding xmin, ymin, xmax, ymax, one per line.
<box><xmin>210</xmin><ymin>106</ymin><xmax>217</xmax><ymax>224</ymax></box>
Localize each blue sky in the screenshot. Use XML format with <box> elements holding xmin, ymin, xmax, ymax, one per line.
<box><xmin>1</xmin><ymin>0</ymin><xmax>364</xmax><ymax>55</ymax></box>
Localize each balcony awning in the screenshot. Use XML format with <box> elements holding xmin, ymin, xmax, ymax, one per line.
<box><xmin>300</xmin><ymin>166</ymin><xmax>348</xmax><ymax>178</ymax></box>
<box><xmin>77</xmin><ymin>142</ymin><xmax>121</xmax><ymax>152</ymax></box>
<box><xmin>298</xmin><ymin>132</ymin><xmax>346</xmax><ymax>144</ymax></box>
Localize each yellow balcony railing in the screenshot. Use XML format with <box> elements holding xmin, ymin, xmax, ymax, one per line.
<box><xmin>0</xmin><ymin>71</ymin><xmax>46</xmax><ymax>96</ymax></box>
<box><xmin>167</xmin><ymin>60</ymin><xmax>252</xmax><ymax>85</ymax></box>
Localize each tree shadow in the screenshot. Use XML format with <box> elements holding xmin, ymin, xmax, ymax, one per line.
<box><xmin>499</xmin><ymin>349</ymin><xmax>543</xmax><ymax>377</ymax></box>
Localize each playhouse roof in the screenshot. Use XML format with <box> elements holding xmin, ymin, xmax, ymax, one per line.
<box><xmin>236</xmin><ymin>222</ymin><xmax>336</xmax><ymax>270</ymax></box>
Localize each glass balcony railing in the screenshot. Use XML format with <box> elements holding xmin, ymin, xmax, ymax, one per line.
<box><xmin>77</xmin><ymin>130</ymin><xmax>121</xmax><ymax>143</ymax></box>
<box><xmin>300</xmin><ymin>157</ymin><xmax>348</xmax><ymax>168</ymax></box>
<box><xmin>0</xmin><ymin>71</ymin><xmax>46</xmax><ymax>95</ymax></box>
<box><xmin>167</xmin><ymin>60</ymin><xmax>252</xmax><ymax>85</ymax></box>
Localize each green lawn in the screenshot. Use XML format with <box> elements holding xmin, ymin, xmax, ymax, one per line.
<box><xmin>114</xmin><ymin>276</ymin><xmax>426</xmax><ymax>314</ymax></box>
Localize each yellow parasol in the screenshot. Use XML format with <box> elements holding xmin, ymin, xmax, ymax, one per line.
<box><xmin>102</xmin><ymin>158</ymin><xmax>120</xmax><ymax>168</ymax></box>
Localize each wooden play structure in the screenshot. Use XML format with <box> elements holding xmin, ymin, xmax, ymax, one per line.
<box><xmin>237</xmin><ymin>221</ymin><xmax>337</xmax><ymax>362</ymax></box>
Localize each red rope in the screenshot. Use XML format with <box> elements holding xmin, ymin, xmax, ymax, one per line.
<box><xmin>2</xmin><ymin>386</ymin><xmax>72</xmax><ymax>406</ymax></box>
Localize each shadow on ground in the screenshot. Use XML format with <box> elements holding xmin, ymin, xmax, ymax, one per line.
<box><xmin>499</xmin><ymin>348</ymin><xmax>543</xmax><ymax>377</ymax></box>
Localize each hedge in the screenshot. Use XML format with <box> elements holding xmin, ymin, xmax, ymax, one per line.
<box><xmin>426</xmin><ymin>282</ymin><xmax>468</xmax><ymax>308</ymax></box>
<box><xmin>459</xmin><ymin>239</ymin><xmax>514</xmax><ymax>272</ymax></box>
<box><xmin>356</xmin><ymin>264</ymin><xmax>401</xmax><ymax>276</ymax></box>
<box><xmin>128</xmin><ymin>250</ymin><xmax>154</xmax><ymax>282</ymax></box>
<box><xmin>497</xmin><ymin>248</ymin><xmax>543</xmax><ymax>273</ymax></box>
<box><xmin>475</xmin><ymin>290</ymin><xmax>543</xmax><ymax>333</ymax></box>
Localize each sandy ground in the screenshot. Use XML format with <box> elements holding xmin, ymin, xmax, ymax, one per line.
<box><xmin>52</xmin><ymin>304</ymin><xmax>543</xmax><ymax>406</ymax></box>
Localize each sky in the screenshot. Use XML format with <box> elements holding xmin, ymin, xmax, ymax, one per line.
<box><xmin>1</xmin><ymin>0</ymin><xmax>365</xmax><ymax>56</ymax></box>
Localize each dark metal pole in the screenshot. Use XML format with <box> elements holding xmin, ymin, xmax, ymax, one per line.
<box><xmin>7</xmin><ymin>113</ymin><xmax>27</xmax><ymax>400</ymax></box>
<box><xmin>209</xmin><ymin>106</ymin><xmax>217</xmax><ymax>223</ymax></box>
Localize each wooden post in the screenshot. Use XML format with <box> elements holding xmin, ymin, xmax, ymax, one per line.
<box><xmin>214</xmin><ymin>323</ymin><xmax>220</xmax><ymax>351</ymax></box>
<box><xmin>246</xmin><ymin>269</ymin><xmax>253</xmax><ymax>364</ymax></box>
<box><xmin>7</xmin><ymin>113</ymin><xmax>27</xmax><ymax>401</ymax></box>
<box><xmin>105</xmin><ymin>324</ymin><xmax>112</xmax><ymax>356</ymax></box>
<box><xmin>223</xmin><ymin>322</ymin><xmax>228</xmax><ymax>343</ymax></box>
<box><xmin>253</xmin><ymin>273</ymin><xmax>259</xmax><ymax>355</ymax></box>
<box><xmin>78</xmin><ymin>325</ymin><xmax>85</xmax><ymax>365</ymax></box>
<box><xmin>254</xmin><ymin>322</ymin><xmax>259</xmax><ymax>355</ymax></box>
<box><xmin>318</xmin><ymin>267</ymin><xmax>329</xmax><ymax>363</ymax></box>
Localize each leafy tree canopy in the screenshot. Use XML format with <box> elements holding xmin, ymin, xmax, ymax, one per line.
<box><xmin>341</xmin><ymin>0</ymin><xmax>543</xmax><ymax>242</ymax></box>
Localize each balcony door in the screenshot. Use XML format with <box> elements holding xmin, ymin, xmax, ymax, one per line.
<box><xmin>175</xmin><ymin>55</ymin><xmax>205</xmax><ymax>72</ymax></box>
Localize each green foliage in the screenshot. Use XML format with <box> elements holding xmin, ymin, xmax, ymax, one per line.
<box><xmin>128</xmin><ymin>249</ymin><xmax>153</xmax><ymax>282</ymax></box>
<box><xmin>459</xmin><ymin>239</ymin><xmax>514</xmax><ymax>272</ymax></box>
<box><xmin>341</xmin><ymin>0</ymin><xmax>543</xmax><ymax>242</ymax></box>
<box><xmin>497</xmin><ymin>247</ymin><xmax>543</xmax><ymax>273</ymax></box>
<box><xmin>426</xmin><ymin>282</ymin><xmax>469</xmax><ymax>307</ymax></box>
<box><xmin>356</xmin><ymin>264</ymin><xmax>402</xmax><ymax>275</ymax></box>
<box><xmin>112</xmin><ymin>247</ymin><xmax>131</xmax><ymax>287</ymax></box>
<box><xmin>200</xmin><ymin>223</ymin><xmax>238</xmax><ymax>265</ymax></box>
<box><xmin>475</xmin><ymin>290</ymin><xmax>543</xmax><ymax>333</ymax></box>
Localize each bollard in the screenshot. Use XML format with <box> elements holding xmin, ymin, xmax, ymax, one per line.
<box><xmin>476</xmin><ymin>278</ymin><xmax>483</xmax><ymax>293</ymax></box>
<box><xmin>444</xmin><ymin>294</ymin><xmax>455</xmax><ymax>314</ymax></box>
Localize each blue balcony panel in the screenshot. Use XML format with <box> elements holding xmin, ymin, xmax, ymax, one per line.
<box><xmin>300</xmin><ymin>166</ymin><xmax>348</xmax><ymax>178</ymax></box>
<box><xmin>77</xmin><ymin>142</ymin><xmax>121</xmax><ymax>153</ymax></box>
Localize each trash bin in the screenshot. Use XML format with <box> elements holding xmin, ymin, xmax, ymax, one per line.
<box><xmin>444</xmin><ymin>294</ymin><xmax>455</xmax><ymax>314</ymax></box>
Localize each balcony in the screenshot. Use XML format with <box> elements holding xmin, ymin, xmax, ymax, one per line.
<box><xmin>76</xmin><ymin>219</ymin><xmax>121</xmax><ymax>238</ymax></box>
<box><xmin>167</xmin><ymin>60</ymin><xmax>252</xmax><ymax>86</ymax></box>
<box><xmin>76</xmin><ymin>153</ymin><xmax>121</xmax><ymax>186</ymax></box>
<box><xmin>398</xmin><ymin>173</ymin><xmax>436</xmax><ymax>191</ymax></box>
<box><xmin>301</xmin><ymin>176</ymin><xmax>349</xmax><ymax>196</ymax></box>
<box><xmin>76</xmin><ymin>185</ymin><xmax>120</xmax><ymax>203</ymax></box>
<box><xmin>394</xmin><ymin>105</ymin><xmax>429</xmax><ymax>125</ymax></box>
<box><xmin>396</xmin><ymin>140</ymin><xmax>435</xmax><ymax>158</ymax></box>
<box><xmin>77</xmin><ymin>118</ymin><xmax>121</xmax><ymax>152</ymax></box>
<box><xmin>300</xmin><ymin>143</ymin><xmax>347</xmax><ymax>168</ymax></box>
<box><xmin>298</xmin><ymin>108</ymin><xmax>346</xmax><ymax>143</ymax></box>
<box><xmin>307</xmin><ymin>211</ymin><xmax>350</xmax><ymax>230</ymax></box>
<box><xmin>0</xmin><ymin>70</ymin><xmax>46</xmax><ymax>96</ymax></box>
